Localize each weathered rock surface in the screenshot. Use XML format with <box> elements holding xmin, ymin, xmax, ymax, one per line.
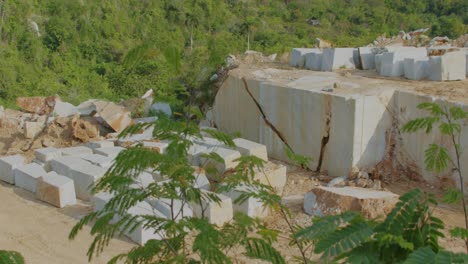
<box><xmin>304</xmin><ymin>187</ymin><xmax>398</xmax><ymax>219</ymax></box>
<box><xmin>16</xmin><ymin>96</ymin><xmax>56</xmax><ymax>115</ymax></box>
<box><xmin>36</xmin><ymin>172</ymin><xmax>76</xmax><ymax>208</ymax></box>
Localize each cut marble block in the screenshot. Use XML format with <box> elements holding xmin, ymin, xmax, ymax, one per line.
<box><xmin>187</xmin><ymin>143</ymin><xmax>208</xmax><ymax>166</ymax></box>
<box><xmin>93</xmin><ymin>194</ymin><xmax>167</xmax><ymax>245</ymax></box>
<box><xmin>14</xmin><ymin>163</ymin><xmax>47</xmax><ymax>193</ymax></box>
<box><xmin>36</xmin><ymin>172</ymin><xmax>76</xmax><ymax>208</ymax></box>
<box><xmin>49</xmin><ymin>156</ymin><xmax>92</xmax><ymax>177</ymax></box>
<box><xmin>61</xmin><ymin>146</ymin><xmax>94</xmax><ymax>157</ymax></box>
<box><xmin>133</xmin><ymin>171</ymin><xmax>156</xmax><ymax>188</ymax></box>
<box><xmin>34</xmin><ymin>147</ymin><xmax>62</xmax><ymax>162</ymax></box>
<box><xmin>141</xmin><ymin>141</ymin><xmax>169</xmax><ymax>154</ymax></box>
<box><xmin>321</xmin><ymin>48</ymin><xmax>356</xmax><ymax>71</ymax></box>
<box><xmin>233</xmin><ymin>138</ymin><xmax>268</xmax><ymax>161</ymax></box>
<box><xmin>199</xmin><ymin>147</ymin><xmax>241</xmax><ymax>175</ymax></box>
<box><xmin>404</xmin><ymin>57</ymin><xmax>429</xmax><ymax>80</ymax></box>
<box><xmin>86</xmin><ymin>140</ymin><xmax>115</xmax><ymax>149</ymax></box>
<box><xmin>223</xmin><ymin>185</ymin><xmax>269</xmax><ymax>218</ymax></box>
<box><xmin>375</xmin><ymin>53</ymin><xmax>383</xmax><ymax>73</ymax></box>
<box><xmin>254</xmin><ymin>162</ymin><xmax>287</xmax><ymax>194</ymax></box>
<box><xmin>94</xmin><ymin>192</ymin><xmax>114</xmax><ymax>212</ymax></box>
<box><xmin>32</xmin><ymin>159</ymin><xmax>51</xmax><ymax>172</ymax></box>
<box><xmin>125</xmin><ymin>201</ymin><xmax>167</xmax><ymax>245</ymax></box>
<box><xmin>81</xmin><ymin>154</ymin><xmax>114</xmax><ymax>169</ymax></box>
<box><xmin>191</xmin><ymin>190</ymin><xmax>233</xmax><ymax>226</ymax></box>
<box><xmin>193</xmin><ymin>136</ymin><xmax>225</xmax><ymax>148</ymax></box>
<box><xmin>428</xmin><ymin>51</ymin><xmax>466</xmax><ymax>81</ymax></box>
<box><xmin>379</xmin><ymin>47</ymin><xmax>427</xmax><ymax>77</ymax></box>
<box><xmin>148</xmin><ymin>198</ymin><xmax>193</xmax><ymax>220</ymax></box>
<box><xmin>117</xmin><ymin>126</ymin><xmax>154</xmax><ymax>145</ymax></box>
<box><xmin>69</xmin><ymin>163</ymin><xmax>106</xmax><ymax>200</ymax></box>
<box><xmin>304</xmin><ymin>50</ymin><xmax>323</xmax><ymax>71</ymax></box>
<box><xmin>290</xmin><ymin>48</ymin><xmax>317</xmax><ymax>67</ymax></box>
<box><xmin>358</xmin><ymin>47</ymin><xmax>376</xmax><ymax>70</ymax></box>
<box><xmin>193</xmin><ymin>167</ymin><xmax>210</xmax><ymax>190</ymax></box>
<box><xmin>0</xmin><ymin>155</ymin><xmax>26</xmax><ymax>184</ymax></box>
<box><xmin>94</xmin><ymin>147</ymin><xmax>126</xmax><ymax>158</ymax></box>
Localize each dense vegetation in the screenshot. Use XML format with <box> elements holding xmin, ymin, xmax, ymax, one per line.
<box><xmin>0</xmin><ymin>0</ymin><xmax>466</xmax><ymax>108</ymax></box>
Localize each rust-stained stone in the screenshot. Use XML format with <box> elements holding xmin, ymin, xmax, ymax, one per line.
<box><xmin>93</xmin><ymin>101</ymin><xmax>132</xmax><ymax>133</ymax></box>
<box><xmin>304</xmin><ymin>186</ymin><xmax>398</xmax><ymax>219</ymax></box>
<box><xmin>36</xmin><ymin>172</ymin><xmax>76</xmax><ymax>208</ymax></box>
<box><xmin>16</xmin><ymin>96</ymin><xmax>56</xmax><ymax>115</ymax></box>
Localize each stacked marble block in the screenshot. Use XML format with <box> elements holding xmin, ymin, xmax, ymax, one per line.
<box><xmin>291</xmin><ymin>48</ymin><xmax>357</xmax><ymax>71</ymax></box>
<box><xmin>292</xmin><ymin>47</ymin><xmax>468</xmax><ymax>81</ymax></box>
<box><xmin>0</xmin><ymin>152</ymin><xmax>77</xmax><ymax>208</ymax></box>
<box><xmin>93</xmin><ymin>135</ymin><xmax>286</xmax><ymax>245</ymax></box>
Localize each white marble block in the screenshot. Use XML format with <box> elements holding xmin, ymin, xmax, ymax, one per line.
<box><xmin>191</xmin><ymin>190</ymin><xmax>233</xmax><ymax>226</ymax></box>
<box><xmin>428</xmin><ymin>51</ymin><xmax>467</xmax><ymax>81</ymax></box>
<box><xmin>61</xmin><ymin>146</ymin><xmax>94</xmax><ymax>157</ymax></box>
<box><xmin>36</xmin><ymin>171</ymin><xmax>77</xmax><ymax>208</ymax></box>
<box><xmin>223</xmin><ymin>185</ymin><xmax>269</xmax><ymax>218</ymax></box>
<box><xmin>34</xmin><ymin>147</ymin><xmax>62</xmax><ymax>162</ymax></box>
<box><xmin>233</xmin><ymin>138</ymin><xmax>268</xmax><ymax>161</ymax></box>
<box><xmin>321</xmin><ymin>48</ymin><xmax>356</xmax><ymax>71</ymax></box>
<box><xmin>0</xmin><ymin>155</ymin><xmax>26</xmax><ymax>184</ymax></box>
<box><xmin>14</xmin><ymin>163</ymin><xmax>47</xmax><ymax>193</ymax></box>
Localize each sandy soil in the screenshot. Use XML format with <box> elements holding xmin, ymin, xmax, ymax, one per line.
<box><xmin>0</xmin><ymin>182</ymin><xmax>133</xmax><ymax>264</ymax></box>
<box><xmin>0</xmin><ymin>164</ymin><xmax>465</xmax><ymax>264</ymax></box>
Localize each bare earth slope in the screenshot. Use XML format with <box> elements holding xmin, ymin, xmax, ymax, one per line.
<box><xmin>0</xmin><ymin>182</ymin><xmax>133</xmax><ymax>264</ymax></box>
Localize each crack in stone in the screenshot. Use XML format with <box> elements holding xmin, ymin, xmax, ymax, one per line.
<box><xmin>316</xmin><ymin>94</ymin><xmax>331</xmax><ymax>172</ymax></box>
<box><xmin>241</xmin><ymin>77</ymin><xmax>293</xmax><ymax>151</ymax></box>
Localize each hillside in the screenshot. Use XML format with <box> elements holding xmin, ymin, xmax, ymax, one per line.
<box><xmin>0</xmin><ymin>0</ymin><xmax>466</xmax><ymax>108</ymax></box>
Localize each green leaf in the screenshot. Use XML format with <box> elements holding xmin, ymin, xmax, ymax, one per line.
<box><xmin>285</xmin><ymin>147</ymin><xmax>312</xmax><ymax>168</ymax></box>
<box><xmin>424</xmin><ymin>144</ymin><xmax>450</xmax><ymax>172</ymax></box>
<box><xmin>315</xmin><ymin>221</ymin><xmax>374</xmax><ymax>259</ymax></box>
<box><xmin>442</xmin><ymin>188</ymin><xmax>463</xmax><ymax>204</ymax></box>
<box><xmin>417</xmin><ymin>102</ymin><xmax>445</xmax><ymax>116</ymax></box>
<box><xmin>244</xmin><ymin>237</ymin><xmax>286</xmax><ymax>264</ymax></box>
<box><xmin>440</xmin><ymin>123</ymin><xmax>461</xmax><ymax>135</ymax></box>
<box><xmin>450</xmin><ymin>107</ymin><xmax>468</xmax><ymax>120</ymax></box>
<box><xmin>377</xmin><ymin>189</ymin><xmax>422</xmax><ymax>235</ymax></box>
<box><xmin>404</xmin><ymin>247</ymin><xmax>468</xmax><ymax>264</ymax></box>
<box><xmin>295</xmin><ymin>211</ymin><xmax>360</xmax><ymax>241</ymax></box>
<box><xmin>402</xmin><ymin>117</ymin><xmax>440</xmax><ymax>133</ymax></box>
<box><xmin>450</xmin><ymin>227</ymin><xmax>468</xmax><ymax>240</ymax></box>
<box><xmin>0</xmin><ymin>251</ymin><xmax>24</xmax><ymax>264</ymax></box>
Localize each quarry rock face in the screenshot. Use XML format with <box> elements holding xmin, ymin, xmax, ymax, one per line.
<box><xmin>304</xmin><ymin>187</ymin><xmax>398</xmax><ymax>219</ymax></box>
<box><xmin>213</xmin><ymin>71</ymin><xmax>393</xmax><ymax>176</ymax></box>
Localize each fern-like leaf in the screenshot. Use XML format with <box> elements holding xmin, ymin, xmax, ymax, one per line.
<box><xmin>404</xmin><ymin>247</ymin><xmax>468</xmax><ymax>264</ymax></box>
<box><xmin>377</xmin><ymin>189</ymin><xmax>422</xmax><ymax>235</ymax></box>
<box><xmin>295</xmin><ymin>211</ymin><xmax>359</xmax><ymax>240</ymax></box>
<box><xmin>450</xmin><ymin>227</ymin><xmax>468</xmax><ymax>240</ymax></box>
<box><xmin>244</xmin><ymin>237</ymin><xmax>285</xmax><ymax>264</ymax></box>
<box><xmin>424</xmin><ymin>144</ymin><xmax>450</xmax><ymax>172</ymax></box>
<box><xmin>315</xmin><ymin>221</ymin><xmax>374</xmax><ymax>259</ymax></box>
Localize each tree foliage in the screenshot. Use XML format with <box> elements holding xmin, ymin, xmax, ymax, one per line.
<box><xmin>0</xmin><ymin>0</ymin><xmax>466</xmax><ymax>108</ymax></box>
<box><xmin>295</xmin><ymin>189</ymin><xmax>467</xmax><ymax>263</ymax></box>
